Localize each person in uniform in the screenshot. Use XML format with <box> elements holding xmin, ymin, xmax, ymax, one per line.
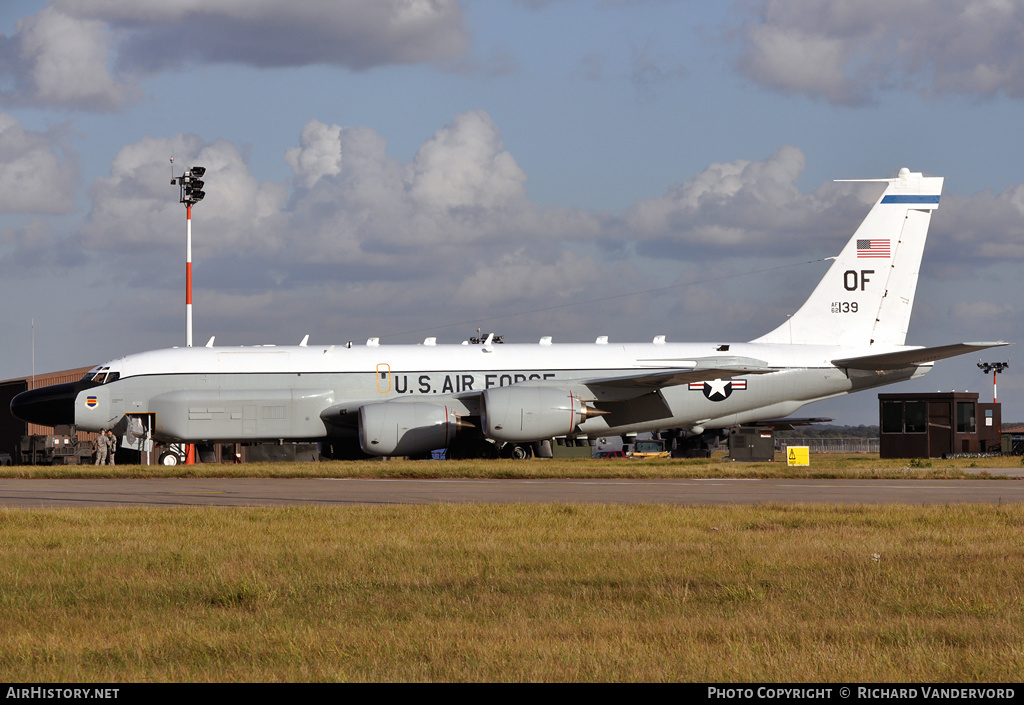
<box><xmin>107</xmin><ymin>429</ymin><xmax>117</xmax><ymax>465</ymax></box>
<box><xmin>94</xmin><ymin>429</ymin><xmax>108</xmax><ymax>465</ymax></box>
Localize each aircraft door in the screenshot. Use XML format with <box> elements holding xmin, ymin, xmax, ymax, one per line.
<box><xmin>376</xmin><ymin>363</ymin><xmax>391</xmax><ymax>394</ymax></box>
<box><xmin>121</xmin><ymin>413</ymin><xmax>154</xmax><ymax>453</ymax></box>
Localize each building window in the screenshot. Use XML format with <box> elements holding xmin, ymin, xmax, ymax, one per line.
<box><xmin>881</xmin><ymin>401</ymin><xmax>903</xmax><ymax>434</ymax></box>
<box><xmin>904</xmin><ymin>401</ymin><xmax>927</xmax><ymax>433</ymax></box>
<box><xmin>957</xmin><ymin>402</ymin><xmax>976</xmax><ymax>433</ymax></box>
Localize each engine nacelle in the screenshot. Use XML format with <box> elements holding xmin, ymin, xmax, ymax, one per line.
<box><xmin>483</xmin><ymin>386</ymin><xmax>587</xmax><ymax>442</ymax></box>
<box><xmin>358</xmin><ymin>402</ymin><xmax>462</xmax><ymax>457</ymax></box>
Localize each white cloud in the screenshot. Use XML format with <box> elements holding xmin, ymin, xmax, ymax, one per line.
<box><xmin>733</xmin><ymin>0</ymin><xmax>1024</xmax><ymax>105</ymax></box>
<box><xmin>0</xmin><ymin>1</ymin><xmax>467</xmax><ymax>111</ymax></box>
<box><xmin>81</xmin><ymin>134</ymin><xmax>288</xmax><ymax>253</ymax></box>
<box><xmin>0</xmin><ymin>112</ymin><xmax>78</xmax><ymax>214</ymax></box>
<box><xmin>455</xmin><ymin>250</ymin><xmax>602</xmax><ymax>308</ymax></box>
<box><xmin>66</xmin><ymin>110</ymin><xmax>1024</xmax><ymax>361</ymax></box>
<box><xmin>930</xmin><ymin>185</ymin><xmax>1024</xmax><ymax>264</ymax></box>
<box><xmin>59</xmin><ymin>0</ymin><xmax>468</xmax><ymax>73</ymax></box>
<box><xmin>950</xmin><ymin>300</ymin><xmax>1014</xmax><ymax>320</ymax></box>
<box><xmin>0</xmin><ymin>218</ymin><xmax>73</xmax><ymax>271</ymax></box>
<box><xmin>623</xmin><ymin>145</ymin><xmax>880</xmax><ymax>254</ymax></box>
<box><xmin>736</xmin><ymin>24</ymin><xmax>861</xmax><ymax>105</ymax></box>
<box><xmin>285</xmin><ymin>121</ymin><xmax>344</xmax><ymax>189</ymax></box>
<box><xmin>63</xmin><ymin>110</ymin><xmax>612</xmax><ymax>352</ymax></box>
<box><xmin>408</xmin><ymin>110</ymin><xmax>528</xmax><ymax>213</ymax></box>
<box><xmin>0</xmin><ymin>6</ymin><xmax>137</xmax><ymax>112</ymax></box>
<box><xmin>79</xmin><ymin>118</ymin><xmax>1024</xmax><ymax>292</ymax></box>
<box><xmin>283</xmin><ymin>110</ymin><xmax>591</xmax><ymax>265</ymax></box>
<box><xmin>78</xmin><ymin>111</ymin><xmax>595</xmax><ymax>286</ymax></box>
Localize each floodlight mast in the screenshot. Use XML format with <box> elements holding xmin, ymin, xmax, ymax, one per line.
<box><xmin>170</xmin><ymin>161</ymin><xmax>207</xmax><ymax>465</ymax></box>
<box><xmin>977</xmin><ymin>361</ymin><xmax>1009</xmax><ymax>403</ymax></box>
<box><xmin>170</xmin><ymin>163</ymin><xmax>206</xmax><ymax>348</ymax></box>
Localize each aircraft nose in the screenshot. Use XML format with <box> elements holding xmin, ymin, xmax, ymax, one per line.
<box><xmin>10</xmin><ymin>382</ymin><xmax>81</xmax><ymax>427</ymax></box>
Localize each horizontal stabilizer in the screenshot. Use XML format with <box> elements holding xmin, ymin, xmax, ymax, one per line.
<box><xmin>833</xmin><ymin>342</ymin><xmax>1010</xmax><ymax>371</ymax></box>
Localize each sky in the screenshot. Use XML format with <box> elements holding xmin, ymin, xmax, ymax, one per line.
<box><xmin>0</xmin><ymin>0</ymin><xmax>1022</xmax><ymax>426</ymax></box>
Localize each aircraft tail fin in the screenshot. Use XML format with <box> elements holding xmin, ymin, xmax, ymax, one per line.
<box><xmin>752</xmin><ymin>168</ymin><xmax>943</xmax><ymax>347</ymax></box>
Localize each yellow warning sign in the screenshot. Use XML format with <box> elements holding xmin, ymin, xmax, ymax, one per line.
<box><xmin>787</xmin><ymin>446</ymin><xmax>810</xmax><ymax>466</ymax></box>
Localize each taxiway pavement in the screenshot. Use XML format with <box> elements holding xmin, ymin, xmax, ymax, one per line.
<box><xmin>1</xmin><ymin>477</ymin><xmax>1023</xmax><ymax>508</ymax></box>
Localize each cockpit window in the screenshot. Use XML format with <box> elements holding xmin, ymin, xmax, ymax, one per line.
<box><xmin>83</xmin><ymin>367</ymin><xmax>118</xmax><ymax>384</ymax></box>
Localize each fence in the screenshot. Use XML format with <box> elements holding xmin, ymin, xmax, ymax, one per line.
<box><xmin>780</xmin><ymin>438</ymin><xmax>879</xmax><ymax>453</ymax></box>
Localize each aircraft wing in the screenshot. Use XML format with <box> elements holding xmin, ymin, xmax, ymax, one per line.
<box><xmin>570</xmin><ymin>356</ymin><xmax>775</xmax><ymax>402</ymax></box>
<box><xmin>833</xmin><ymin>341</ymin><xmax>1010</xmax><ymax>371</ymax></box>
<box><xmin>582</xmin><ymin>356</ymin><xmax>773</xmax><ymax>388</ymax></box>
<box><xmin>746</xmin><ymin>417</ymin><xmax>833</xmax><ymax>430</ymax></box>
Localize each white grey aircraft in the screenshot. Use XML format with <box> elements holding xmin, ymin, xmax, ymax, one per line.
<box><xmin>11</xmin><ymin>168</ymin><xmax>1008</xmax><ymax>460</ymax></box>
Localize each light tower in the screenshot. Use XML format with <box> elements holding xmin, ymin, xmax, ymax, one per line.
<box><xmin>170</xmin><ymin>161</ymin><xmax>206</xmax><ymax>347</ymax></box>
<box><xmin>977</xmin><ymin>361</ymin><xmax>1009</xmax><ymax>403</ymax></box>
<box><xmin>170</xmin><ymin>161</ymin><xmax>207</xmax><ymax>466</ymax></box>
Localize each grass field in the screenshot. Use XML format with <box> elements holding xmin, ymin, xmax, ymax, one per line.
<box><xmin>1</xmin><ymin>503</ymin><xmax>1022</xmax><ymax>682</ymax></box>
<box><xmin>2</xmin><ymin>451</ymin><xmax>1022</xmax><ymax>480</ymax></box>
<box><xmin>3</xmin><ymin>454</ymin><xmax>1022</xmax><ymax>682</ymax></box>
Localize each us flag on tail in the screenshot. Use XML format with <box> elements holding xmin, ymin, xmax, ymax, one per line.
<box><xmin>857</xmin><ymin>239</ymin><xmax>890</xmax><ymax>258</ymax></box>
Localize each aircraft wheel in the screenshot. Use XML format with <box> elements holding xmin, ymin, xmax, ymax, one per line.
<box><xmin>510</xmin><ymin>444</ymin><xmax>532</xmax><ymax>460</ymax></box>
<box><xmin>158</xmin><ymin>451</ymin><xmax>181</xmax><ymax>466</ymax></box>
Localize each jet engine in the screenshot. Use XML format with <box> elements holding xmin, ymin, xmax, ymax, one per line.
<box><xmin>483</xmin><ymin>386</ymin><xmax>596</xmax><ymax>442</ymax></box>
<box><xmin>358</xmin><ymin>402</ymin><xmax>466</xmax><ymax>456</ymax></box>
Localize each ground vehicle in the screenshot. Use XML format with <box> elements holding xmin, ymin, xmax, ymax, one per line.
<box><xmin>628</xmin><ymin>439</ymin><xmax>670</xmax><ymax>459</ymax></box>
<box><xmin>596</xmin><ymin>450</ymin><xmax>627</xmax><ymax>458</ymax></box>
<box><xmin>19</xmin><ymin>425</ymin><xmax>94</xmax><ymax>465</ymax></box>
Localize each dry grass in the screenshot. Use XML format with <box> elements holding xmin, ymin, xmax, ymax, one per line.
<box><xmin>1</xmin><ymin>503</ymin><xmax>1022</xmax><ymax>682</ymax></box>
<box><xmin>2</xmin><ymin>452</ymin><xmax>1021</xmax><ymax>480</ymax></box>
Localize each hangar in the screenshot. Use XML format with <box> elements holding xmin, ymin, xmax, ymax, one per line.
<box><xmin>1</xmin><ymin>367</ymin><xmax>97</xmax><ymax>463</ymax></box>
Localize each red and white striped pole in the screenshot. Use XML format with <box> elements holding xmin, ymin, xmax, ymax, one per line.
<box><xmin>186</xmin><ymin>202</ymin><xmax>193</xmax><ymax>348</ymax></box>
<box><xmin>173</xmin><ymin>162</ymin><xmax>206</xmax><ymax>466</ymax></box>
<box><xmin>185</xmin><ymin>201</ymin><xmax>194</xmax><ymax>465</ymax></box>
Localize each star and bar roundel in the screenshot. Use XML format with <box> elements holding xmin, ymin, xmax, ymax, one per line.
<box><xmin>689</xmin><ymin>379</ymin><xmax>746</xmax><ymax>401</ymax></box>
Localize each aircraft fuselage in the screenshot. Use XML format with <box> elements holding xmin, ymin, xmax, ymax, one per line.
<box><xmin>70</xmin><ymin>340</ymin><xmax>923</xmax><ymax>444</ymax></box>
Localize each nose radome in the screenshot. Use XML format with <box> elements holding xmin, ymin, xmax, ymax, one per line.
<box><xmin>11</xmin><ymin>382</ymin><xmax>81</xmax><ymax>427</ymax></box>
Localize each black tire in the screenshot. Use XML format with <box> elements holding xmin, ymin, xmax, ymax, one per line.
<box><xmin>510</xmin><ymin>444</ymin><xmax>531</xmax><ymax>460</ymax></box>
<box><xmin>158</xmin><ymin>452</ymin><xmax>181</xmax><ymax>466</ymax></box>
